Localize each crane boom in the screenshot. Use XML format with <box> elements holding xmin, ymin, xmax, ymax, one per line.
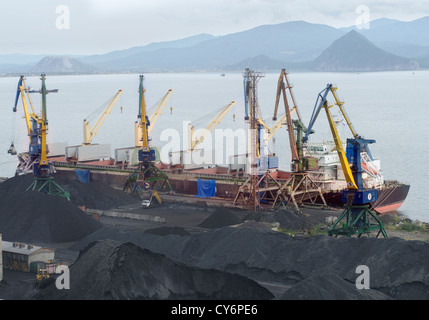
<box><xmin>272</xmin><ymin>69</ymin><xmax>300</xmax><ymax>162</ymax></box>
<box><xmin>148</xmin><ymin>89</ymin><xmax>173</xmax><ymax>134</ymax></box>
<box><xmin>14</xmin><ymin>76</ymin><xmax>40</xmax><ymax>139</ymax></box>
<box><xmin>303</xmin><ymin>84</ymin><xmax>331</xmax><ymax>143</ymax></box>
<box><xmin>329</xmin><ymin>85</ymin><xmax>359</xmax><ymax>139</ymax></box>
<box><xmin>18</xmin><ymin>85</ymin><xmax>35</xmax><ymax>137</ymax></box>
<box><xmin>305</xmin><ymin>83</ymin><xmax>357</xmax><ymax>189</ymax></box>
<box><xmin>323</xmin><ymin>100</ymin><xmax>358</xmax><ymax>190</ymax></box>
<box><xmin>39</xmin><ymin>74</ymin><xmax>48</xmax><ymax>168</ymax></box>
<box><xmin>189</xmin><ymin>100</ymin><xmax>236</xmax><ymax>150</ymax></box>
<box><xmin>329</xmin><ymin>85</ymin><xmax>374</xmax><ymax>160</ymax></box>
<box><xmin>83</xmin><ymin>89</ymin><xmax>123</xmax><ymax>145</ymax></box>
<box><xmin>139</xmin><ymin>76</ymin><xmax>150</xmax><ymax>153</ymax></box>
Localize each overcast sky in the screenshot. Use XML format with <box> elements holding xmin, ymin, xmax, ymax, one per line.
<box><xmin>1</xmin><ymin>0</ymin><xmax>428</xmax><ymax>55</ymax></box>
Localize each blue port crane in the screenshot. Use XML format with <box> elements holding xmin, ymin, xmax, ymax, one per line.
<box><xmin>306</xmin><ymin>83</ymin><xmax>387</xmax><ymax>237</ymax></box>
<box><xmin>12</xmin><ymin>74</ymin><xmax>70</xmax><ymax>199</ymax></box>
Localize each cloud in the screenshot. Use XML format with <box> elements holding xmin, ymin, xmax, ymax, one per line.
<box><xmin>1</xmin><ymin>0</ymin><xmax>429</xmax><ymax>55</ymax></box>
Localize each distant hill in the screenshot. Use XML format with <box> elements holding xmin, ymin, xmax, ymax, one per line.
<box><xmin>359</xmin><ymin>16</ymin><xmax>429</xmax><ymax>59</ymax></box>
<box><xmin>80</xmin><ymin>33</ymin><xmax>217</xmax><ymax>66</ymax></box>
<box><xmin>312</xmin><ymin>30</ymin><xmax>419</xmax><ymax>72</ymax></box>
<box><xmin>4</xmin><ymin>17</ymin><xmax>429</xmax><ymax>74</ymax></box>
<box><xmin>416</xmin><ymin>53</ymin><xmax>429</xmax><ymax>68</ymax></box>
<box><xmin>30</xmin><ymin>56</ymin><xmax>99</xmax><ymax>74</ymax></box>
<box><xmin>90</xmin><ymin>20</ymin><xmax>345</xmax><ymax>72</ymax></box>
<box><xmin>224</xmin><ymin>54</ymin><xmax>287</xmax><ymax>71</ymax></box>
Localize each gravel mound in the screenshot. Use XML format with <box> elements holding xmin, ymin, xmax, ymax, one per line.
<box><xmin>0</xmin><ymin>191</ymin><xmax>102</xmax><ymax>242</ymax></box>
<box><xmin>198</xmin><ymin>208</ymin><xmax>242</xmax><ymax>229</ymax></box>
<box><xmin>37</xmin><ymin>240</ymin><xmax>274</xmax><ymax>300</ymax></box>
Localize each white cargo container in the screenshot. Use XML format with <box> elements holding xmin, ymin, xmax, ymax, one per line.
<box><xmin>47</xmin><ymin>142</ymin><xmax>68</xmax><ymax>157</ymax></box>
<box><xmin>66</xmin><ymin>144</ymin><xmax>111</xmax><ymax>162</ymax></box>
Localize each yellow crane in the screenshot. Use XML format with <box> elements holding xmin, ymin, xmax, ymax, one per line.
<box><xmin>25</xmin><ymin>74</ymin><xmax>70</xmax><ymax>199</ymax></box>
<box><xmin>12</xmin><ymin>76</ymin><xmax>42</xmax><ymax>143</ymax></box>
<box><xmin>306</xmin><ymin>84</ymin><xmax>358</xmax><ymax>190</ymax></box>
<box><xmin>83</xmin><ymin>89</ymin><xmax>123</xmax><ymax>145</ymax></box>
<box><xmin>329</xmin><ymin>85</ymin><xmax>361</xmax><ymax>140</ymax></box>
<box><xmin>188</xmin><ymin>100</ymin><xmax>236</xmax><ymax>151</ymax></box>
<box><xmin>135</xmin><ymin>88</ymin><xmax>173</xmax><ymax>147</ymax></box>
<box><xmin>149</xmin><ymin>89</ymin><xmax>173</xmax><ymax>134</ymax></box>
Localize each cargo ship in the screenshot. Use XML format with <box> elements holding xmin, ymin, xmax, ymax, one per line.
<box><xmin>10</xmin><ymin>72</ymin><xmax>409</xmax><ymax>215</ymax></box>
<box><xmin>301</xmin><ymin>140</ymin><xmax>410</xmax><ymax>214</ymax></box>
<box><xmin>38</xmin><ymin>142</ymin><xmax>409</xmax><ymax>215</ymax></box>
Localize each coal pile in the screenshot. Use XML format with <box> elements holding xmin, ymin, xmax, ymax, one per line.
<box><xmin>37</xmin><ymin>240</ymin><xmax>274</xmax><ymax>300</ymax></box>
<box><xmin>278</xmin><ymin>273</ymin><xmax>392</xmax><ymax>300</ymax></box>
<box><xmin>243</xmin><ymin>209</ymin><xmax>314</xmax><ymax>231</ymax></box>
<box><xmin>72</xmin><ymin>227</ymin><xmax>429</xmax><ymax>299</ymax></box>
<box><xmin>0</xmin><ymin>173</ymin><xmax>140</xmax><ymax>210</ymax></box>
<box><xmin>0</xmin><ymin>191</ymin><xmax>101</xmax><ymax>242</ymax></box>
<box><xmin>198</xmin><ymin>208</ymin><xmax>242</xmax><ymax>229</ymax></box>
<box><xmin>144</xmin><ymin>226</ymin><xmax>190</xmax><ymax>236</ymax></box>
<box><xmin>237</xmin><ymin>220</ymin><xmax>272</xmax><ymax>231</ymax></box>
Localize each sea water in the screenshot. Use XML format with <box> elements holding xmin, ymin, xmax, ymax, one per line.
<box><xmin>0</xmin><ymin>71</ymin><xmax>427</xmax><ymax>222</ymax></box>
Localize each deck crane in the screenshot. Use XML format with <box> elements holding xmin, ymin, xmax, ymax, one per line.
<box><xmin>124</xmin><ymin>75</ymin><xmax>173</xmax><ymax>193</ymax></box>
<box><xmin>270</xmin><ymin>69</ymin><xmax>326</xmax><ymax>211</ymax></box>
<box><xmin>272</xmin><ymin>69</ymin><xmax>301</xmax><ymax>170</ymax></box>
<box><xmin>135</xmin><ymin>88</ymin><xmax>173</xmax><ymax>147</ymax></box>
<box><xmin>271</xmin><ymin>69</ymin><xmax>317</xmax><ymax>173</ymax></box>
<box><xmin>149</xmin><ymin>89</ymin><xmax>173</xmax><ymax>134</ymax></box>
<box><xmin>307</xmin><ymin>84</ymin><xmax>387</xmax><ymax>238</ymax></box>
<box><xmin>243</xmin><ymin>68</ymin><xmax>269</xmax><ymax>161</ymax></box>
<box><xmin>83</xmin><ymin>89</ymin><xmax>123</xmax><ymax>145</ymax></box>
<box><xmin>24</xmin><ymin>74</ymin><xmax>70</xmax><ymax>200</ymax></box>
<box><xmin>233</xmin><ymin>69</ymin><xmax>287</xmax><ymax>211</ymax></box>
<box><xmin>233</xmin><ymin>69</ymin><xmax>265</xmax><ymax>210</ymax></box>
<box><xmin>188</xmin><ymin>100</ymin><xmax>236</xmax><ymax>151</ymax></box>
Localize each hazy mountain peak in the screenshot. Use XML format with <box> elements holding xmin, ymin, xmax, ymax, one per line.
<box><xmin>30</xmin><ymin>56</ymin><xmax>98</xmax><ymax>74</ymax></box>
<box><xmin>313</xmin><ymin>30</ymin><xmax>419</xmax><ymax>71</ymax></box>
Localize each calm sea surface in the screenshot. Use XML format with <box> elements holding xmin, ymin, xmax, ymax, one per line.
<box><xmin>0</xmin><ymin>71</ymin><xmax>427</xmax><ymax>222</ymax></box>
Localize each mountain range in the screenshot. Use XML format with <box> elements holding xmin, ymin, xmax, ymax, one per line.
<box><xmin>2</xmin><ymin>17</ymin><xmax>429</xmax><ymax>74</ymax></box>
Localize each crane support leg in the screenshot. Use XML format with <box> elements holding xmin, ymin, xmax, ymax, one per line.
<box><xmin>328</xmin><ymin>204</ymin><xmax>387</xmax><ymax>238</ymax></box>
<box><xmin>27</xmin><ymin>177</ymin><xmax>71</xmax><ymax>201</ymax></box>
<box><xmin>123</xmin><ymin>163</ymin><xmax>173</xmax><ymax>194</ymax></box>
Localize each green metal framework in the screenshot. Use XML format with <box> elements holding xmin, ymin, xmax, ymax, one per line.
<box><xmin>27</xmin><ymin>177</ymin><xmax>71</xmax><ymax>201</ymax></box>
<box><xmin>328</xmin><ymin>204</ymin><xmax>388</xmax><ymax>238</ymax></box>
<box><xmin>123</xmin><ymin>163</ymin><xmax>173</xmax><ymax>193</ymax></box>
